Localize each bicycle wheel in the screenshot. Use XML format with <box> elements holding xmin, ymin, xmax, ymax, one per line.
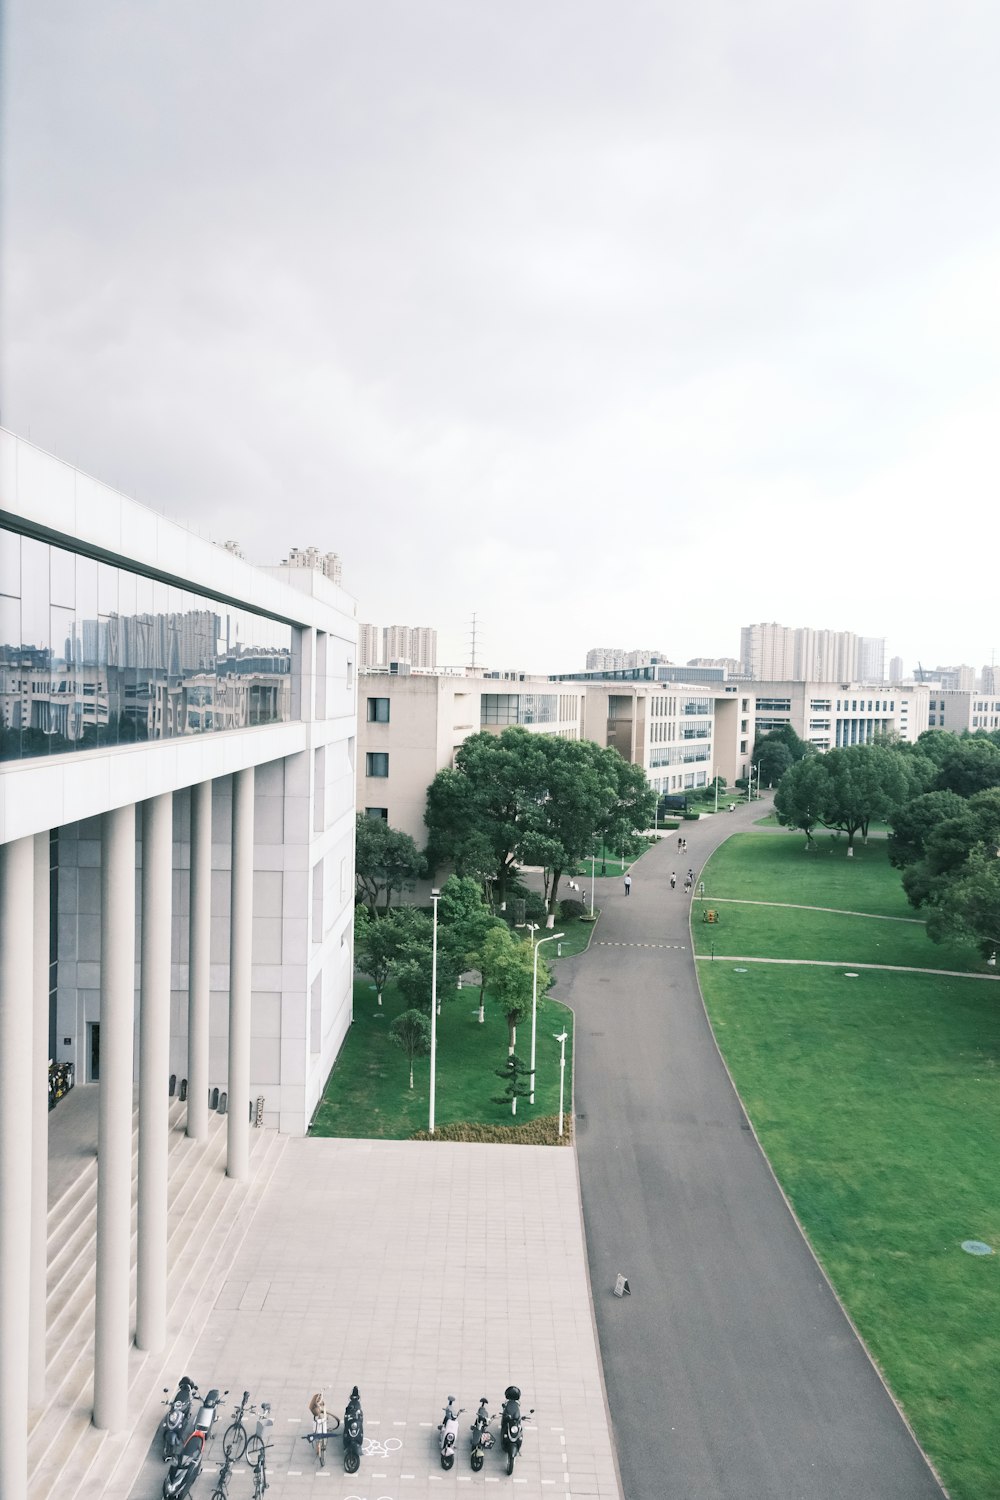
<box><xmin>245</xmin><ymin>1435</ymin><xmax>265</xmax><ymax>1465</ymax></box>
<box><xmin>223</xmin><ymin>1422</ymin><xmax>247</xmax><ymax>1460</ymax></box>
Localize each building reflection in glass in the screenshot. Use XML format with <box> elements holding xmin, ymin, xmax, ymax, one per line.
<box><xmin>0</xmin><ymin>529</ymin><xmax>293</xmax><ymax>761</ymax></box>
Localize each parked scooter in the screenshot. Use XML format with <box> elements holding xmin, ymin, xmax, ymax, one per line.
<box><xmin>161</xmin><ymin>1376</ymin><xmax>199</xmax><ymax>1462</ymax></box>
<box><xmin>162</xmin><ymin>1388</ymin><xmax>225</xmax><ymax>1499</ymax></box>
<box><xmin>499</xmin><ymin>1386</ymin><xmax>533</xmax><ymax>1476</ymax></box>
<box><xmin>343</xmin><ymin>1386</ymin><xmax>364</xmax><ymax>1475</ymax></box>
<box><xmin>469</xmin><ymin>1398</ymin><xmax>494</xmax><ymax>1472</ymax></box>
<box><xmin>437</xmin><ymin>1396</ymin><xmax>464</xmax><ymax>1470</ymax></box>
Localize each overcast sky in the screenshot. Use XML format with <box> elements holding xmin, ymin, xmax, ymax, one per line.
<box><xmin>3</xmin><ymin>2</ymin><xmax>999</xmax><ymax>675</ymax></box>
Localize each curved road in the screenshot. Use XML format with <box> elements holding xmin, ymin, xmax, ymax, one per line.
<box><xmin>557</xmin><ymin>804</ymin><xmax>945</xmax><ymax>1500</ymax></box>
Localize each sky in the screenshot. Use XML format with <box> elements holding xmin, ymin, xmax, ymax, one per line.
<box><xmin>2</xmin><ymin>1</ymin><xmax>999</xmax><ymax>676</ymax></box>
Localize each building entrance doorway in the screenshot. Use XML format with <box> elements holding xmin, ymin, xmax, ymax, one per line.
<box><xmin>87</xmin><ymin>1022</ymin><xmax>100</xmax><ymax>1082</ymax></box>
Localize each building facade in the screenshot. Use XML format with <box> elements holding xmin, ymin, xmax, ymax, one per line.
<box><xmin>0</xmin><ymin>431</ymin><xmax>358</xmax><ymax>1493</ymax></box>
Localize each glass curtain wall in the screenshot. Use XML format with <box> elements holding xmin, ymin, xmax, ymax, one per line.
<box><xmin>0</xmin><ymin>528</ymin><xmax>293</xmax><ymax>760</ymax></box>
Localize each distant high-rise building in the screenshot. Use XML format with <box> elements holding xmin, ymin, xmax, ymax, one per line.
<box><xmin>382</xmin><ymin>625</ymin><xmax>437</xmax><ymax>670</ymax></box>
<box><xmin>281</xmin><ymin>546</ymin><xmax>343</xmax><ymax>586</ymax></box>
<box><xmin>889</xmin><ymin>656</ymin><xmax>904</xmax><ymax>684</ymax></box>
<box><xmin>587</xmin><ymin>647</ymin><xmax>627</xmax><ymax>671</ymax></box>
<box><xmin>740</xmin><ymin>622</ymin><xmax>863</xmax><ymax>681</ymax></box>
<box><xmin>934</xmin><ymin>664</ymin><xmax>975</xmax><ymax>692</ymax></box>
<box><xmin>358</xmin><ymin>622</ymin><xmax>382</xmax><ymax>669</ymax></box>
<box><xmin>859</xmin><ymin>637</ymin><xmax>886</xmax><ymax>681</ymax></box>
<box><xmin>981</xmin><ymin>664</ymin><xmax>998</xmax><ymax>694</ymax></box>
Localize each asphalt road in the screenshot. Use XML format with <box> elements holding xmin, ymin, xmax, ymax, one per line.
<box><xmin>556</xmin><ymin>804</ymin><xmax>945</xmax><ymax>1500</ymax></box>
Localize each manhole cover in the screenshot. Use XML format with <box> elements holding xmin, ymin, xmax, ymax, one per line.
<box><xmin>844</xmin><ymin>972</ymin><xmax>859</xmax><ymax>978</ymax></box>
<box><xmin>733</xmin><ymin>967</ymin><xmax>747</xmax><ymax>973</ymax></box>
<box><xmin>961</xmin><ymin>1240</ymin><xmax>994</xmax><ymax>1256</ymax></box>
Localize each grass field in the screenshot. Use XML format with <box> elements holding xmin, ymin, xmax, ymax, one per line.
<box><xmin>698</xmin><ymin>835</ymin><xmax>1000</xmax><ymax>1500</ymax></box>
<box><xmin>311</xmin><ymin>977</ymin><xmax>574</xmax><ymax>1140</ymax></box>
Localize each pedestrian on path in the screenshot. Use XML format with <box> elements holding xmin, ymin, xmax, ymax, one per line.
<box><xmin>624</xmin><ymin>873</ymin><xmax>632</xmax><ymax>896</ymax></box>
<box><xmin>670</xmin><ymin>871</ymin><xmax>676</xmax><ymax>889</ymax></box>
<box><xmin>678</xmin><ymin>835</ymin><xmax>683</xmax><ymax>852</ymax></box>
<box><xmin>687</xmin><ymin>868</ymin><xmax>694</xmax><ymax>885</ymax></box>
<box><xmin>683</xmin><ymin>875</ymin><xmax>692</xmax><ymax>893</ymax></box>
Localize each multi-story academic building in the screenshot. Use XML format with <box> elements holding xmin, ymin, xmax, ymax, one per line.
<box><xmin>0</xmin><ymin>431</ymin><xmax>357</xmax><ymax>1495</ymax></box>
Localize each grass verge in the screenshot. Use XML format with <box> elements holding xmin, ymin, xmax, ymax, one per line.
<box><xmin>311</xmin><ymin>977</ymin><xmax>574</xmax><ymax>1140</ymax></box>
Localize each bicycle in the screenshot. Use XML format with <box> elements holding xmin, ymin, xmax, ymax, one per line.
<box><xmin>303</xmin><ymin>1412</ymin><xmax>340</xmax><ymax>1468</ymax></box>
<box><xmin>222</xmin><ymin>1391</ymin><xmax>255</xmax><ymax>1460</ymax></box>
<box><xmin>251</xmin><ymin>1442</ymin><xmax>272</xmax><ymax>1500</ymax></box>
<box><xmin>210</xmin><ymin>1451</ymin><xmax>235</xmax><ymax>1500</ymax></box>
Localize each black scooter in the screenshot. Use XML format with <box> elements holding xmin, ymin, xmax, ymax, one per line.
<box><xmin>470</xmin><ymin>1398</ymin><xmax>494</xmax><ymax>1472</ymax></box>
<box><xmin>162</xmin><ymin>1388</ymin><xmax>225</xmax><ymax>1499</ymax></box>
<box><xmin>500</xmin><ymin>1385</ymin><xmax>533</xmax><ymax>1476</ymax></box>
<box><xmin>343</xmin><ymin>1386</ymin><xmax>364</xmax><ymax>1474</ymax></box>
<box><xmin>161</xmin><ymin>1376</ymin><xmax>198</xmax><ymax>1462</ymax></box>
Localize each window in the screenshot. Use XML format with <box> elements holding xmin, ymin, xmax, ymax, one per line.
<box><xmin>755</xmin><ymin>698</ymin><xmax>791</xmax><ymax>712</ymax></box>
<box><xmin>367</xmin><ymin>697</ymin><xmax>390</xmax><ymax>723</ymax></box>
<box><xmin>365</xmin><ymin>752</ymin><xmax>388</xmax><ymax>777</ymax></box>
<box><xmin>365</xmin><ymin>807</ymin><xmax>388</xmax><ymax>820</ymax></box>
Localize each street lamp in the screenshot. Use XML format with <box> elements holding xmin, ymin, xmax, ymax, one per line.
<box><xmin>429</xmin><ymin>886</ymin><xmax>440</xmax><ymax>1136</ymax></box>
<box><xmin>590</xmin><ymin>848</ymin><xmax>596</xmax><ymax>918</ymax></box>
<box><xmin>553</xmin><ymin>1030</ymin><xmax>569</xmax><ymax>1137</ymax></box>
<box><xmin>530</xmin><ymin>931</ymin><xmax>564</xmax><ymax>1105</ymax></box>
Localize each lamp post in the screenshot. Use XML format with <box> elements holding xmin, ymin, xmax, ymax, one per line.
<box><xmin>530</xmin><ymin>931</ymin><xmax>564</xmax><ymax>1105</ymax></box>
<box><xmin>590</xmin><ymin>849</ymin><xmax>596</xmax><ymax>918</ymax></box>
<box><xmin>428</xmin><ymin>886</ymin><xmax>440</xmax><ymax>1136</ymax></box>
<box><xmin>553</xmin><ymin>1030</ymin><xmax>568</xmax><ymax>1136</ymax></box>
<box><xmin>714</xmin><ymin>767</ymin><xmax>719</xmax><ymax>814</ymax></box>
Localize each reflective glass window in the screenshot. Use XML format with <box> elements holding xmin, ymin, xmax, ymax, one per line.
<box><xmin>0</xmin><ymin>526</ymin><xmax>294</xmax><ymax>760</ymax></box>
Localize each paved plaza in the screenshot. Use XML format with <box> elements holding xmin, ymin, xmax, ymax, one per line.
<box><xmin>124</xmin><ymin>1140</ymin><xmax>621</xmax><ymax>1500</ymax></box>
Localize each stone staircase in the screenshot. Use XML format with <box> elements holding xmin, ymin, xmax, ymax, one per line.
<box><xmin>27</xmin><ymin>1096</ymin><xmax>286</xmax><ymax>1500</ymax></box>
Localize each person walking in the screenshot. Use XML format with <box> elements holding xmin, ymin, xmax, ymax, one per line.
<box><xmin>670</xmin><ymin>871</ymin><xmax>676</xmax><ymax>890</ymax></box>
<box><xmin>678</xmin><ymin>835</ymin><xmax>683</xmax><ymax>852</ymax></box>
<box><xmin>624</xmin><ymin>872</ymin><xmax>632</xmax><ymax>896</ymax></box>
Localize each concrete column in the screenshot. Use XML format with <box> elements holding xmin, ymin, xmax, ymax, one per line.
<box><xmin>29</xmin><ymin>831</ymin><xmax>50</xmax><ymax>1405</ymax></box>
<box><xmin>0</xmin><ymin>836</ymin><xmax>35</xmax><ymax>1499</ymax></box>
<box><xmin>187</xmin><ymin>779</ymin><xmax>211</xmax><ymax>1142</ymax></box>
<box><xmin>136</xmin><ymin>794</ymin><xmax>172</xmax><ymax>1353</ymax></box>
<box><xmin>227</xmin><ymin>768</ymin><xmax>254</xmax><ymax>1181</ymax></box>
<box><xmin>94</xmin><ymin>804</ymin><xmax>136</xmax><ymax>1431</ymax></box>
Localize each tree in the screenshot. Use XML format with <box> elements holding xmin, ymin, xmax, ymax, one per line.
<box><xmin>924</xmin><ymin>844</ymin><xmax>1000</xmax><ymax>957</ymax></box>
<box><xmin>529</xmin><ymin>739</ymin><xmax>655</xmax><ymax>923</ymax></box>
<box><xmin>394</xmin><ymin>926</ymin><xmax>464</xmax><ymax>1014</ymax></box>
<box><xmin>424</xmin><ymin>729</ymin><xmax>551</xmax><ymax>904</ymax></box>
<box><xmin>479</xmin><ymin>926</ymin><xmax>549</xmax><ymax>1054</ymax></box>
<box><xmin>436</xmin><ymin>875</ymin><xmax>505</xmax><ymax>1022</ymax></box>
<box><xmin>773</xmin><ymin>756</ymin><xmax>831</xmax><ymax>846</ymax></box>
<box><xmin>756</xmin><ymin>740</ymin><xmax>793</xmax><ymax>787</ymax></box>
<box><xmin>353</xmin><ymin>906</ymin><xmax>431</xmax><ymax>1005</ymax></box>
<box><xmin>492</xmin><ymin>1053</ymin><xmax>531</xmax><ymax>1116</ymax></box>
<box><xmin>389</xmin><ymin>1009</ymin><xmax>431</xmax><ymax>1089</ymax></box>
<box><xmin>887</xmin><ymin>790</ymin><xmax>967</xmax><ymax>870</ymax></box>
<box><xmin>934</xmin><ymin>736</ymin><xmax>1000</xmax><ymax>798</ymax></box>
<box><xmin>820</xmin><ymin>744</ymin><xmax>914</xmax><ymax>849</ymax></box>
<box><xmin>900</xmin><ymin>786</ymin><xmax>1000</xmax><ymax>912</ymax></box>
<box><xmin>355</xmin><ymin>815</ymin><xmax>425</xmax><ymax>915</ymax></box>
<box><xmin>753</xmin><ymin>725</ymin><xmax>812</xmax><ymax>766</ymax></box>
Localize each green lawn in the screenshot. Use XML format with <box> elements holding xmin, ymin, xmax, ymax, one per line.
<box><xmin>702</xmin><ymin>832</ymin><xmax>916</xmax><ymax>916</ymax></box>
<box><xmin>698</xmin><ymin>837</ymin><xmax>1000</xmax><ymax>1500</ymax></box>
<box><xmin>311</xmin><ymin>977</ymin><xmax>574</xmax><ymax>1139</ymax></box>
<box><xmin>692</xmin><ymin>901</ymin><xmax>986</xmax><ymax>972</ymax></box>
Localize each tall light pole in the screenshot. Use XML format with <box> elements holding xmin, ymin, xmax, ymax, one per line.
<box><xmin>590</xmin><ymin>848</ymin><xmax>596</xmax><ymax>918</ymax></box>
<box><xmin>428</xmin><ymin>887</ymin><xmax>440</xmax><ymax>1136</ymax></box>
<box><xmin>530</xmin><ymin>931</ymin><xmax>564</xmax><ymax>1105</ymax></box>
<box><xmin>553</xmin><ymin>1030</ymin><xmax>568</xmax><ymax>1137</ymax></box>
<box><xmin>714</xmin><ymin>766</ymin><xmax>719</xmax><ymax>814</ymax></box>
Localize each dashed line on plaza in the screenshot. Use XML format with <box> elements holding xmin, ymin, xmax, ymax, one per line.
<box><xmin>598</xmin><ymin>940</ymin><xmax>686</xmax><ymax>949</ymax></box>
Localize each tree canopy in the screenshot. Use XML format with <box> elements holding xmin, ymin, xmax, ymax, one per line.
<box><xmin>355</xmin><ymin>815</ymin><xmax>425</xmax><ymax>915</ymax></box>
<box><xmin>424</xmin><ymin>727</ymin><xmax>654</xmax><ymax>913</ymax></box>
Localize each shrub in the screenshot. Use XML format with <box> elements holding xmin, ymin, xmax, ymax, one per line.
<box><xmin>683</xmin><ymin>810</ymin><xmax>701</xmax><ymax>821</ymax></box>
<box><xmin>559</xmin><ymin>898</ymin><xmax>587</xmax><ymax>920</ymax></box>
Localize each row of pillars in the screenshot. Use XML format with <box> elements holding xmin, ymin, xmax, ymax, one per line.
<box><xmin>0</xmin><ymin>767</ymin><xmax>255</xmax><ymax>1500</ymax></box>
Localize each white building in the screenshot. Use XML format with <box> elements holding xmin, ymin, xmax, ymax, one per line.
<box><xmin>740</xmin><ymin>622</ymin><xmax>877</xmax><ymax>683</ymax></box>
<box><xmin>0</xmin><ymin>431</ymin><xmax>358</xmax><ymax>1491</ymax></box>
<box><xmin>281</xmin><ymin>544</ymin><xmax>343</xmax><ymax>586</ymax></box>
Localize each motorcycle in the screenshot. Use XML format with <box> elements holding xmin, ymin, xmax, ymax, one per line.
<box><xmin>500</xmin><ymin>1385</ymin><xmax>533</xmax><ymax>1476</ymax></box>
<box><xmin>161</xmin><ymin>1376</ymin><xmax>199</xmax><ymax>1462</ymax></box>
<box><xmin>469</xmin><ymin>1398</ymin><xmax>494</xmax><ymax>1472</ymax></box>
<box><xmin>437</xmin><ymin>1396</ymin><xmax>464</xmax><ymax>1470</ymax></box>
<box><xmin>343</xmin><ymin>1386</ymin><xmax>364</xmax><ymax>1475</ymax></box>
<box><xmin>162</xmin><ymin>1388</ymin><xmax>225</xmax><ymax>1499</ymax></box>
